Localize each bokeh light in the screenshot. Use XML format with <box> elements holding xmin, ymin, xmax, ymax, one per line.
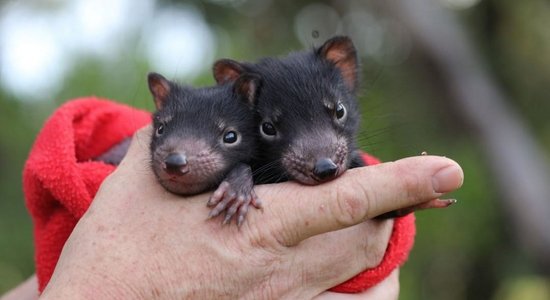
<box><xmin>141</xmin><ymin>5</ymin><xmax>215</xmax><ymax>80</ymax></box>
<box><xmin>0</xmin><ymin>0</ymin><xmax>213</xmax><ymax>101</ymax></box>
<box><xmin>294</xmin><ymin>3</ymin><xmax>342</xmax><ymax>48</ymax></box>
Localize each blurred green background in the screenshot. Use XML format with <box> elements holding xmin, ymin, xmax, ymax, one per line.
<box><xmin>1</xmin><ymin>0</ymin><xmax>549</xmax><ymax>299</ymax></box>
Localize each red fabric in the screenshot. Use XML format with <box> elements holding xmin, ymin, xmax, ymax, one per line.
<box><xmin>23</xmin><ymin>97</ymin><xmax>415</xmax><ymax>293</ymax></box>
<box><xmin>23</xmin><ymin>98</ymin><xmax>151</xmax><ymax>291</ymax></box>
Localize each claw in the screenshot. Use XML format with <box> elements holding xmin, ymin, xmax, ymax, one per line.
<box><xmin>208</xmin><ymin>181</ymin><xmax>230</xmax><ymax>206</ymax></box>
<box><xmin>208</xmin><ymin>207</ymin><xmax>222</xmax><ymax>219</ymax></box>
<box><xmin>223</xmin><ymin>212</ymin><xmax>233</xmax><ymax>225</ymax></box>
<box><xmin>208</xmin><ymin>192</ymin><xmax>235</xmax><ymax>218</ymax></box>
<box><xmin>228</xmin><ymin>196</ymin><xmax>243</xmax><ymax>216</ymax></box>
<box><xmin>237</xmin><ymin>203</ymin><xmax>250</xmax><ymax>227</ymax></box>
<box><xmin>223</xmin><ymin>196</ymin><xmax>243</xmax><ymax>225</ymax></box>
<box><xmin>208</xmin><ymin>174</ymin><xmax>260</xmax><ymax>225</ymax></box>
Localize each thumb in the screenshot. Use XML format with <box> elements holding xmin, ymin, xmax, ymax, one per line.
<box><xmin>255</xmin><ymin>156</ymin><xmax>463</xmax><ymax>246</ymax></box>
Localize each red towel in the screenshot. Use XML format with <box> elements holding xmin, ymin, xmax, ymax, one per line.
<box><xmin>23</xmin><ymin>97</ymin><xmax>415</xmax><ymax>293</ymax></box>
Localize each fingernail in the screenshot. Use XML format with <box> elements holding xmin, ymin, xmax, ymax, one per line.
<box><xmin>436</xmin><ymin>198</ymin><xmax>457</xmax><ymax>207</ymax></box>
<box><xmin>432</xmin><ymin>165</ymin><xmax>463</xmax><ymax>193</ymax></box>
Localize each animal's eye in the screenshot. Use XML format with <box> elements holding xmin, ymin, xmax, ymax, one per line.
<box><xmin>156</xmin><ymin>124</ymin><xmax>165</xmax><ymax>136</ymax></box>
<box><xmin>223</xmin><ymin>131</ymin><xmax>238</xmax><ymax>144</ymax></box>
<box><xmin>261</xmin><ymin>122</ymin><xmax>276</xmax><ymax>136</ymax></box>
<box><xmin>335</xmin><ymin>103</ymin><xmax>346</xmax><ymax>120</ymax></box>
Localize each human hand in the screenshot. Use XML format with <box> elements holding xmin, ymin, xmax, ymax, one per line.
<box><xmin>1</xmin><ymin>269</ymin><xmax>399</xmax><ymax>300</ymax></box>
<box><xmin>40</xmin><ymin>126</ymin><xmax>463</xmax><ymax>299</ymax></box>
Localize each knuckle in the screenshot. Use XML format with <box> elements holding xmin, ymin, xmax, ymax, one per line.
<box><xmin>246</xmin><ymin>207</ymin><xmax>296</xmax><ymax>249</ymax></box>
<box><xmin>333</xmin><ymin>184</ymin><xmax>370</xmax><ymax>226</ymax></box>
<box><xmin>394</xmin><ymin>164</ymin><xmax>425</xmax><ymax>201</ymax></box>
<box><xmin>271</xmin><ymin>219</ymin><xmax>301</xmax><ymax>247</ymax></box>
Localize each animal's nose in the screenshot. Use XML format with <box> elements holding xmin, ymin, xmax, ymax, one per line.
<box><xmin>313</xmin><ymin>158</ymin><xmax>338</xmax><ymax>180</ymax></box>
<box><xmin>164</xmin><ymin>153</ymin><xmax>188</xmax><ymax>175</ymax></box>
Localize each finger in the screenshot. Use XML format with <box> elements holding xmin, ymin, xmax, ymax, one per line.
<box><xmin>296</xmin><ymin>219</ymin><xmax>394</xmax><ymax>290</ymax></box>
<box><xmin>375</xmin><ymin>198</ymin><xmax>457</xmax><ymax>219</ymax></box>
<box><xmin>254</xmin><ymin>156</ymin><xmax>463</xmax><ymax>246</ymax></box>
<box><xmin>395</xmin><ymin>198</ymin><xmax>457</xmax><ymax>216</ymax></box>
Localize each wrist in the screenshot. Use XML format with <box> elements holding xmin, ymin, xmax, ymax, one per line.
<box><xmin>40</xmin><ymin>265</ymin><xmax>144</xmax><ymax>300</ymax></box>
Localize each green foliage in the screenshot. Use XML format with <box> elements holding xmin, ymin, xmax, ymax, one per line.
<box><xmin>0</xmin><ymin>93</ymin><xmax>36</xmax><ymax>292</ymax></box>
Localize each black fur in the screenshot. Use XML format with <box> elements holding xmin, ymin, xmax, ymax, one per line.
<box><xmin>148</xmin><ymin>73</ymin><xmax>262</xmax><ymax>225</ymax></box>
<box><xmin>212</xmin><ymin>37</ymin><xmax>452</xmax><ymax>219</ymax></box>
<box><xmin>151</xmin><ymin>82</ymin><xmax>257</xmax><ymax>176</ymax></box>
<box><xmin>214</xmin><ymin>37</ymin><xmax>363</xmax><ymax>185</ymax></box>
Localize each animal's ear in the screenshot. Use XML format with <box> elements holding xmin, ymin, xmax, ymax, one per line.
<box><xmin>317</xmin><ymin>36</ymin><xmax>358</xmax><ymax>91</ymax></box>
<box><xmin>233</xmin><ymin>73</ymin><xmax>261</xmax><ymax>107</ymax></box>
<box><xmin>213</xmin><ymin>59</ymin><xmax>245</xmax><ymax>84</ymax></box>
<box><xmin>148</xmin><ymin>72</ymin><xmax>171</xmax><ymax>110</ymax></box>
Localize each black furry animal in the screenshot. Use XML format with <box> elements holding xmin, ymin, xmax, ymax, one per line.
<box><xmin>213</xmin><ymin>36</ymin><xmax>365</xmax><ymax>185</ymax></box>
<box><xmin>212</xmin><ymin>36</ymin><xmax>454</xmax><ymax>218</ymax></box>
<box><xmin>148</xmin><ymin>72</ymin><xmax>262</xmax><ymax>225</ymax></box>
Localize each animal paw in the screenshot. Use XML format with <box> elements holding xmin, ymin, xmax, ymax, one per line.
<box><xmin>207</xmin><ymin>164</ymin><xmax>261</xmax><ymax>226</ymax></box>
<box><xmin>207</xmin><ymin>180</ymin><xmax>261</xmax><ymax>226</ymax></box>
<box><xmin>207</xmin><ymin>181</ymin><xmax>262</xmax><ymax>226</ymax></box>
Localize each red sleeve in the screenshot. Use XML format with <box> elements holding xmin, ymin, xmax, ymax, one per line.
<box><xmin>23</xmin><ymin>97</ymin><xmax>151</xmax><ymax>291</ymax></box>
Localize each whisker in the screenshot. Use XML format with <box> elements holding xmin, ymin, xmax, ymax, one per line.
<box><xmin>252</xmin><ymin>159</ymin><xmax>288</xmax><ymax>184</ymax></box>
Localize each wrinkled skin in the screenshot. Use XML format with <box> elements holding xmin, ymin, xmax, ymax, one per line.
<box><xmin>39</xmin><ymin>126</ymin><xmax>463</xmax><ymax>299</ymax></box>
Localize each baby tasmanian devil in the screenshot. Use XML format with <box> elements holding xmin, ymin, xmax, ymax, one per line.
<box><xmin>214</xmin><ymin>36</ymin><xmax>365</xmax><ymax>185</ymax></box>
<box><xmin>148</xmin><ymin>72</ymin><xmax>262</xmax><ymax>225</ymax></box>
<box><xmin>213</xmin><ymin>36</ymin><xmax>454</xmax><ymax>217</ymax></box>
